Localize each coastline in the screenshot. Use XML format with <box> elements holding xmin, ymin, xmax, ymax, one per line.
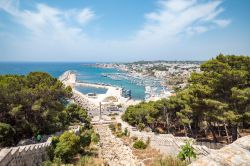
<box><xmin>59</xmin><ymin>70</ymin><xmax>140</xmax><ymax>116</ymax></box>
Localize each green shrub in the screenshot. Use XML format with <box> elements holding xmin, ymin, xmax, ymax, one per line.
<box><xmin>117</xmin><ymin>123</ymin><xmax>122</xmax><ymax>130</ymax></box>
<box><xmin>123</xmin><ymin>128</ymin><xmax>128</xmax><ymax>136</ymax></box>
<box><xmin>133</xmin><ymin>140</ymin><xmax>147</xmax><ymax>149</ymax></box>
<box><xmin>178</xmin><ymin>140</ymin><xmax>196</xmax><ymax>163</ymax></box>
<box><xmin>0</xmin><ymin>123</ymin><xmax>16</xmax><ymax>146</ymax></box>
<box><xmin>77</xmin><ymin>156</ymin><xmax>102</xmax><ymax>166</ymax></box>
<box><xmin>42</xmin><ymin>158</ymin><xmax>63</xmax><ymax>166</ymax></box>
<box><xmin>42</xmin><ymin>160</ymin><xmax>53</xmax><ymax>166</ymax></box>
<box><xmin>109</xmin><ymin>124</ymin><xmax>116</xmax><ymax>132</ymax></box>
<box><xmin>137</xmin><ymin>123</ymin><xmax>145</xmax><ymax>131</ymax></box>
<box><xmin>116</xmin><ymin>132</ymin><xmax>124</xmax><ymax>138</ymax></box>
<box><xmin>80</xmin><ymin>131</ymin><xmax>92</xmax><ymax>148</ymax></box>
<box><xmin>54</xmin><ymin>131</ymin><xmax>80</xmax><ymax>163</ymax></box>
<box><xmin>153</xmin><ymin>156</ymin><xmax>187</xmax><ymax>166</ymax></box>
<box><xmin>91</xmin><ymin>133</ymin><xmax>100</xmax><ymax>144</ymax></box>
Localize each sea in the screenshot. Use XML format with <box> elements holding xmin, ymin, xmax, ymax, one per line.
<box><xmin>0</xmin><ymin>62</ymin><xmax>145</xmax><ymax>100</ymax></box>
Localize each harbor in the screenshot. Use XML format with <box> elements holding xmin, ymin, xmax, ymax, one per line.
<box><xmin>59</xmin><ymin>71</ymin><xmax>138</xmax><ymax>118</ymax></box>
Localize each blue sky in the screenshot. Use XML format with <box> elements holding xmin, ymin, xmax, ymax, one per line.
<box><xmin>0</xmin><ymin>0</ymin><xmax>249</xmax><ymax>62</ymax></box>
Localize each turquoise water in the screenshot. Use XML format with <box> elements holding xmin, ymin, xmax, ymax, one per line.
<box><xmin>75</xmin><ymin>86</ymin><xmax>107</xmax><ymax>94</ymax></box>
<box><xmin>0</xmin><ymin>62</ymin><xmax>145</xmax><ymax>99</ymax></box>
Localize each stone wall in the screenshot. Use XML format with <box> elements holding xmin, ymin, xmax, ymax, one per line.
<box><xmin>0</xmin><ymin>126</ymin><xmax>79</xmax><ymax>166</ymax></box>
<box><xmin>0</xmin><ymin>141</ymin><xmax>51</xmax><ymax>166</ymax></box>
<box><xmin>117</xmin><ymin>117</ymin><xmax>212</xmax><ymax>157</ymax></box>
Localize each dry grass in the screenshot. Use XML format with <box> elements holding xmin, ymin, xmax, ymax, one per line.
<box><xmin>120</xmin><ymin>136</ymin><xmax>163</xmax><ymax>166</ymax></box>
<box><xmin>152</xmin><ymin>156</ymin><xmax>187</xmax><ymax>166</ymax></box>
<box><xmin>76</xmin><ymin>156</ymin><xmax>105</xmax><ymax>166</ymax></box>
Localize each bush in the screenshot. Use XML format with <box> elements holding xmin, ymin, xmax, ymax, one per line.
<box><xmin>178</xmin><ymin>140</ymin><xmax>196</xmax><ymax>163</ymax></box>
<box><xmin>80</xmin><ymin>130</ymin><xmax>92</xmax><ymax>148</ymax></box>
<box><xmin>117</xmin><ymin>123</ymin><xmax>122</xmax><ymax>130</ymax></box>
<box><xmin>109</xmin><ymin>124</ymin><xmax>116</xmax><ymax>132</ymax></box>
<box><xmin>137</xmin><ymin>123</ymin><xmax>145</xmax><ymax>131</ymax></box>
<box><xmin>133</xmin><ymin>140</ymin><xmax>147</xmax><ymax>149</ymax></box>
<box><xmin>123</xmin><ymin>128</ymin><xmax>128</xmax><ymax>136</ymax></box>
<box><xmin>42</xmin><ymin>158</ymin><xmax>63</xmax><ymax>166</ymax></box>
<box><xmin>91</xmin><ymin>133</ymin><xmax>100</xmax><ymax>144</ymax></box>
<box><xmin>54</xmin><ymin>131</ymin><xmax>80</xmax><ymax>163</ymax></box>
<box><xmin>0</xmin><ymin>123</ymin><xmax>16</xmax><ymax>146</ymax></box>
<box><xmin>77</xmin><ymin>156</ymin><xmax>103</xmax><ymax>166</ymax></box>
<box><xmin>153</xmin><ymin>156</ymin><xmax>187</xmax><ymax>166</ymax></box>
<box><xmin>116</xmin><ymin>132</ymin><xmax>124</xmax><ymax>138</ymax></box>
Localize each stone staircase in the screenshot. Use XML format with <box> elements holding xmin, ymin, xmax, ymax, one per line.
<box><xmin>117</xmin><ymin>118</ymin><xmax>213</xmax><ymax>157</ymax></box>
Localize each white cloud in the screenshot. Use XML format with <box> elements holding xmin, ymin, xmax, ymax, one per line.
<box><xmin>0</xmin><ymin>0</ymin><xmax>231</xmax><ymax>61</ymax></box>
<box><xmin>159</xmin><ymin>0</ymin><xmax>197</xmax><ymax>12</ymax></box>
<box><xmin>135</xmin><ymin>0</ymin><xmax>230</xmax><ymax>43</ymax></box>
<box><xmin>76</xmin><ymin>8</ymin><xmax>95</xmax><ymax>25</ymax></box>
<box><xmin>0</xmin><ymin>0</ymin><xmax>94</xmax><ymax>40</ymax></box>
<box><xmin>213</xmin><ymin>19</ymin><xmax>231</xmax><ymax>28</ymax></box>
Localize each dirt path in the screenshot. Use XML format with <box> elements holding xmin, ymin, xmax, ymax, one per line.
<box><xmin>94</xmin><ymin>125</ymin><xmax>144</xmax><ymax>166</ymax></box>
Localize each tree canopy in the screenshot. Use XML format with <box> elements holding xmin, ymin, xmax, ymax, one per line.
<box><xmin>0</xmin><ymin>72</ymin><xmax>88</xmax><ymax>146</ymax></box>
<box><xmin>122</xmin><ymin>55</ymin><xmax>250</xmax><ymax>142</ymax></box>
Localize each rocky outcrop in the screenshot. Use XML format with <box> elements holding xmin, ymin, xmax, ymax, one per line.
<box><xmin>190</xmin><ymin>135</ymin><xmax>250</xmax><ymax>166</ymax></box>
<box><xmin>95</xmin><ymin>125</ymin><xmax>144</xmax><ymax>166</ymax></box>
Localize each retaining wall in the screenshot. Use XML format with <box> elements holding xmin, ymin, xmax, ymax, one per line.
<box><xmin>0</xmin><ymin>127</ymin><xmax>79</xmax><ymax>166</ymax></box>
<box><xmin>0</xmin><ymin>141</ymin><xmax>51</xmax><ymax>166</ymax></box>
<box><xmin>117</xmin><ymin>117</ymin><xmax>213</xmax><ymax>157</ymax></box>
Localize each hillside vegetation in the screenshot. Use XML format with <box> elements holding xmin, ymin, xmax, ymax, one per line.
<box><xmin>0</xmin><ymin>72</ymin><xmax>90</xmax><ymax>146</ymax></box>
<box><xmin>122</xmin><ymin>55</ymin><xmax>250</xmax><ymax>143</ymax></box>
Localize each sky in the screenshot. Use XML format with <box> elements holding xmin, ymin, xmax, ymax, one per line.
<box><xmin>0</xmin><ymin>0</ymin><xmax>249</xmax><ymax>62</ymax></box>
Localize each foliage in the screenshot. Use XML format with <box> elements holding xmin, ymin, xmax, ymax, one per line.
<box><xmin>79</xmin><ymin>130</ymin><xmax>92</xmax><ymax>148</ymax></box>
<box><xmin>178</xmin><ymin>140</ymin><xmax>196</xmax><ymax>163</ymax></box>
<box><xmin>64</xmin><ymin>104</ymin><xmax>91</xmax><ymax>128</ymax></box>
<box><xmin>133</xmin><ymin>140</ymin><xmax>147</xmax><ymax>149</ymax></box>
<box><xmin>137</xmin><ymin>123</ymin><xmax>146</xmax><ymax>131</ymax></box>
<box><xmin>0</xmin><ymin>123</ymin><xmax>16</xmax><ymax>146</ymax></box>
<box><xmin>54</xmin><ymin>131</ymin><xmax>81</xmax><ymax>163</ymax></box>
<box><xmin>91</xmin><ymin>132</ymin><xmax>100</xmax><ymax>144</ymax></box>
<box><xmin>122</xmin><ymin>55</ymin><xmax>250</xmax><ymax>142</ymax></box>
<box><xmin>109</xmin><ymin>123</ymin><xmax>127</xmax><ymax>137</ymax></box>
<box><xmin>47</xmin><ymin>127</ymin><xmax>100</xmax><ymax>164</ymax></box>
<box><xmin>77</xmin><ymin>156</ymin><xmax>103</xmax><ymax>166</ymax></box>
<box><xmin>0</xmin><ymin>72</ymin><xmax>72</xmax><ymax>145</ymax></box>
<box><xmin>109</xmin><ymin>124</ymin><xmax>116</xmax><ymax>132</ymax></box>
<box><xmin>153</xmin><ymin>156</ymin><xmax>187</xmax><ymax>166</ymax></box>
<box><xmin>123</xmin><ymin>127</ymin><xmax>128</xmax><ymax>136</ymax></box>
